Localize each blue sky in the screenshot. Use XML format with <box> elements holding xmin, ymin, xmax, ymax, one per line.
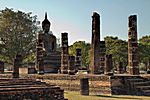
<box><xmin>0</xmin><ymin>0</ymin><xmax>150</xmax><ymax>45</ymax></box>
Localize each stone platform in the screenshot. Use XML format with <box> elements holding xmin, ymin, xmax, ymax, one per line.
<box><xmin>111</xmin><ymin>74</ymin><xmax>150</xmax><ymax>96</ymax></box>
<box><xmin>0</xmin><ymin>78</ymin><xmax>66</xmax><ymax>100</ymax></box>
<box><xmin>44</xmin><ymin>51</ymin><xmax>61</xmax><ymax>73</ymax></box>
<box><xmin>0</xmin><ymin>74</ymin><xmax>150</xmax><ymax>96</ymax></box>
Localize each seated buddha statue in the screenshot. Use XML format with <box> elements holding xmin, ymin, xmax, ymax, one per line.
<box><xmin>36</xmin><ymin>13</ymin><xmax>61</xmax><ymax>73</ymax></box>
<box><xmin>41</xmin><ymin>12</ymin><xmax>56</xmax><ymax>55</ymax></box>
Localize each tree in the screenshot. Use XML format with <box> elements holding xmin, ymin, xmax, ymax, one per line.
<box><xmin>104</xmin><ymin>36</ymin><xmax>128</xmax><ymax>70</ymax></box>
<box><xmin>139</xmin><ymin>35</ymin><xmax>150</xmax><ymax>70</ymax></box>
<box><xmin>0</xmin><ymin>8</ymin><xmax>38</xmax><ymax>64</ymax></box>
<box><xmin>69</xmin><ymin>41</ymin><xmax>90</xmax><ymax>68</ymax></box>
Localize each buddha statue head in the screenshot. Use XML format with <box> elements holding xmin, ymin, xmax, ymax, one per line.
<box><xmin>42</xmin><ymin>12</ymin><xmax>51</xmax><ymax>33</ymax></box>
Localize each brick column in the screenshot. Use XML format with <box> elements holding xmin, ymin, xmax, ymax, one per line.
<box><xmin>0</xmin><ymin>61</ymin><xmax>4</xmax><ymax>73</ymax></box>
<box><xmin>80</xmin><ymin>78</ymin><xmax>89</xmax><ymax>95</ymax></box>
<box><xmin>147</xmin><ymin>60</ymin><xmax>150</xmax><ymax>73</ymax></box>
<box><xmin>61</xmin><ymin>32</ymin><xmax>69</xmax><ymax>74</ymax></box>
<box><xmin>68</xmin><ymin>56</ymin><xmax>75</xmax><ymax>75</ymax></box>
<box><xmin>75</xmin><ymin>48</ymin><xmax>82</xmax><ymax>71</ymax></box>
<box><xmin>13</xmin><ymin>55</ymin><xmax>22</xmax><ymax>78</ymax></box>
<box><xmin>104</xmin><ymin>54</ymin><xmax>113</xmax><ymax>75</ymax></box>
<box><xmin>99</xmin><ymin>41</ymin><xmax>106</xmax><ymax>74</ymax></box>
<box><xmin>90</xmin><ymin>12</ymin><xmax>100</xmax><ymax>74</ymax></box>
<box><xmin>117</xmin><ymin>62</ymin><xmax>124</xmax><ymax>74</ymax></box>
<box><xmin>36</xmin><ymin>33</ymin><xmax>44</xmax><ymax>75</ymax></box>
<box><xmin>128</xmin><ymin>15</ymin><xmax>139</xmax><ymax>75</ymax></box>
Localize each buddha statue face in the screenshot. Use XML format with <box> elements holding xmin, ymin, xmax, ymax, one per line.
<box><xmin>44</xmin><ymin>24</ymin><xmax>50</xmax><ymax>33</ymax></box>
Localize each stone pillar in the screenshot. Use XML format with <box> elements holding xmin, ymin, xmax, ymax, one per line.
<box><xmin>68</xmin><ymin>56</ymin><xmax>75</xmax><ymax>75</ymax></box>
<box><xmin>105</xmin><ymin>54</ymin><xmax>113</xmax><ymax>75</ymax></box>
<box><xmin>147</xmin><ymin>60</ymin><xmax>150</xmax><ymax>74</ymax></box>
<box><xmin>117</xmin><ymin>62</ymin><xmax>124</xmax><ymax>74</ymax></box>
<box><xmin>99</xmin><ymin>41</ymin><xmax>106</xmax><ymax>74</ymax></box>
<box><xmin>0</xmin><ymin>61</ymin><xmax>4</xmax><ymax>73</ymax></box>
<box><xmin>147</xmin><ymin>60</ymin><xmax>150</xmax><ymax>70</ymax></box>
<box><xmin>61</xmin><ymin>32</ymin><xmax>69</xmax><ymax>74</ymax></box>
<box><xmin>90</xmin><ymin>12</ymin><xmax>100</xmax><ymax>74</ymax></box>
<box><xmin>75</xmin><ymin>48</ymin><xmax>82</xmax><ymax>71</ymax></box>
<box><xmin>128</xmin><ymin>15</ymin><xmax>139</xmax><ymax>75</ymax></box>
<box><xmin>36</xmin><ymin>33</ymin><xmax>45</xmax><ymax>74</ymax></box>
<box><xmin>80</xmin><ymin>78</ymin><xmax>89</xmax><ymax>95</ymax></box>
<box><xmin>13</xmin><ymin>55</ymin><xmax>22</xmax><ymax>78</ymax></box>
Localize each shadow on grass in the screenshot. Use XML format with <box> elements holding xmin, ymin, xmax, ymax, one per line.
<box><xmin>95</xmin><ymin>95</ymin><xmax>141</xmax><ymax>100</ymax></box>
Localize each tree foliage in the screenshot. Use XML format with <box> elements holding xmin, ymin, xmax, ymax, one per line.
<box><xmin>68</xmin><ymin>35</ymin><xmax>150</xmax><ymax>71</ymax></box>
<box><xmin>0</xmin><ymin>8</ymin><xmax>38</xmax><ymax>64</ymax></box>
<box><xmin>104</xmin><ymin>36</ymin><xmax>128</xmax><ymax>69</ymax></box>
<box><xmin>138</xmin><ymin>35</ymin><xmax>150</xmax><ymax>67</ymax></box>
<box><xmin>69</xmin><ymin>41</ymin><xmax>90</xmax><ymax>67</ymax></box>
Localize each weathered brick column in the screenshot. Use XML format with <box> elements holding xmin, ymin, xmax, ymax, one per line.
<box><xmin>80</xmin><ymin>78</ymin><xmax>89</xmax><ymax>95</ymax></box>
<box><xmin>75</xmin><ymin>48</ymin><xmax>82</xmax><ymax>71</ymax></box>
<box><xmin>68</xmin><ymin>56</ymin><xmax>75</xmax><ymax>75</ymax></box>
<box><xmin>128</xmin><ymin>15</ymin><xmax>139</xmax><ymax>75</ymax></box>
<box><xmin>13</xmin><ymin>55</ymin><xmax>22</xmax><ymax>78</ymax></box>
<box><xmin>147</xmin><ymin>60</ymin><xmax>150</xmax><ymax>73</ymax></box>
<box><xmin>0</xmin><ymin>61</ymin><xmax>4</xmax><ymax>73</ymax></box>
<box><xmin>99</xmin><ymin>41</ymin><xmax>106</xmax><ymax>74</ymax></box>
<box><xmin>61</xmin><ymin>32</ymin><xmax>69</xmax><ymax>74</ymax></box>
<box><xmin>90</xmin><ymin>12</ymin><xmax>100</xmax><ymax>74</ymax></box>
<box><xmin>117</xmin><ymin>62</ymin><xmax>124</xmax><ymax>74</ymax></box>
<box><xmin>36</xmin><ymin>33</ymin><xmax>44</xmax><ymax>75</ymax></box>
<box><xmin>104</xmin><ymin>54</ymin><xmax>113</xmax><ymax>75</ymax></box>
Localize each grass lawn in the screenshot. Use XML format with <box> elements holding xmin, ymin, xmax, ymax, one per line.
<box><xmin>64</xmin><ymin>91</ymin><xmax>150</xmax><ymax>100</ymax></box>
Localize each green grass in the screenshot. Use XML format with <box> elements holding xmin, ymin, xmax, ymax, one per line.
<box><xmin>64</xmin><ymin>91</ymin><xmax>150</xmax><ymax>100</ymax></box>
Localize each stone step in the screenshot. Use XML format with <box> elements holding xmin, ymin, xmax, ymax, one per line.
<box><xmin>0</xmin><ymin>86</ymin><xmax>61</xmax><ymax>92</ymax></box>
<box><xmin>136</xmin><ymin>86</ymin><xmax>150</xmax><ymax>90</ymax></box>
<box><xmin>127</xmin><ymin>78</ymin><xmax>145</xmax><ymax>82</ymax></box>
<box><xmin>142</xmin><ymin>90</ymin><xmax>150</xmax><ymax>96</ymax></box>
<box><xmin>133</xmin><ymin>81</ymin><xmax>150</xmax><ymax>86</ymax></box>
<box><xmin>0</xmin><ymin>84</ymin><xmax>46</xmax><ymax>88</ymax></box>
<box><xmin>0</xmin><ymin>81</ymin><xmax>43</xmax><ymax>85</ymax></box>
